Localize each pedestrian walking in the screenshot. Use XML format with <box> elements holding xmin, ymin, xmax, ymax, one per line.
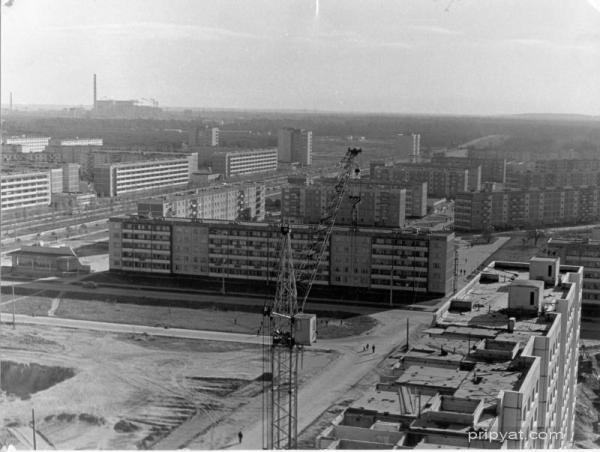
<box><xmin>366</xmin><ymin>343</ymin><xmax>369</xmax><ymax>352</ymax></box>
<box><xmin>238</xmin><ymin>431</ymin><xmax>243</xmax><ymax>444</ymax></box>
<box><xmin>372</xmin><ymin>345</ymin><xmax>375</xmax><ymax>353</ymax></box>
<box><xmin>234</xmin><ymin>318</ymin><xmax>237</xmax><ymax>325</ymax></box>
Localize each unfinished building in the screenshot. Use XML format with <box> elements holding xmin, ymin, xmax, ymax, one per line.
<box><xmin>317</xmin><ymin>257</ymin><xmax>581</xmax><ymax>449</ymax></box>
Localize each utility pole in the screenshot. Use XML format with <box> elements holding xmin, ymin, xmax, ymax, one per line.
<box><xmin>32</xmin><ymin>408</ymin><xmax>37</xmax><ymax>450</ymax></box>
<box><xmin>12</xmin><ymin>285</ymin><xmax>16</xmax><ymax>328</ymax></box>
<box><xmin>389</xmin><ymin>256</ymin><xmax>394</xmax><ymax>307</ymax></box>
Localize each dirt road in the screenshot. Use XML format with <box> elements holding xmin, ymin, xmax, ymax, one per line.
<box><xmin>185</xmin><ymin>309</ymin><xmax>432</xmax><ymax>450</ymax></box>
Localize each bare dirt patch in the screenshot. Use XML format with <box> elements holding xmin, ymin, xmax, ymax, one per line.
<box><xmin>0</xmin><ymin>323</ymin><xmax>329</xmax><ymax>450</ymax></box>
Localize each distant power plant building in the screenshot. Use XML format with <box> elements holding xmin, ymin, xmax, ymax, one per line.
<box><xmin>91</xmin><ymin>74</ymin><xmax>162</xmax><ymax>118</ymax></box>
<box><xmin>278</xmin><ymin>128</ymin><xmax>312</xmax><ymax>165</ymax></box>
<box><xmin>211</xmin><ymin>148</ymin><xmax>278</xmax><ymax>179</ymax></box>
<box><xmin>137</xmin><ymin>184</ymin><xmax>265</xmax><ymax>221</ymax></box>
<box><xmin>93</xmin><ymin>156</ymin><xmax>196</xmax><ymax>197</ymax></box>
<box><xmin>189</xmin><ymin>126</ymin><xmax>219</xmax><ymax>147</ymax></box>
<box><xmin>397</xmin><ymin>133</ymin><xmax>420</xmax><ymax>162</ymax></box>
<box><xmin>455</xmin><ymin>185</ymin><xmax>600</xmax><ymax>231</ymax></box>
<box><xmin>108</xmin><ymin>217</ymin><xmax>455</xmax><ymax>298</ymax></box>
<box><xmin>2</xmin><ymin>136</ymin><xmax>51</xmax><ymax>153</ymax></box>
<box><xmin>49</xmin><ymin>138</ymin><xmax>103</xmax><ymax>147</ymax></box>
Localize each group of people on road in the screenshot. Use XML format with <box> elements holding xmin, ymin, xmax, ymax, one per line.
<box><xmin>362</xmin><ymin>343</ymin><xmax>375</xmax><ymax>353</ymax></box>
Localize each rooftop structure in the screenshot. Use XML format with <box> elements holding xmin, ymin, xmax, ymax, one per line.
<box><xmin>318</xmin><ymin>257</ymin><xmax>582</xmax><ymax>449</ymax></box>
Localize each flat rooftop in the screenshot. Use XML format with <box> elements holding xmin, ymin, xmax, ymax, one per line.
<box><xmin>437</xmin><ymin>263</ymin><xmax>570</xmax><ymax>336</ymax></box>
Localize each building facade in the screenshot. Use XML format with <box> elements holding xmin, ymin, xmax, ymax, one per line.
<box><xmin>397</xmin><ymin>133</ymin><xmax>421</xmax><ymax>162</ymax></box>
<box><xmin>371</xmin><ymin>162</ymin><xmax>471</xmax><ymax>199</ymax></box>
<box><xmin>547</xmin><ymin>237</ymin><xmax>600</xmax><ymax>308</ymax></box>
<box><xmin>455</xmin><ymin>186</ymin><xmax>600</xmax><ymax>231</ymax></box>
<box><xmin>211</xmin><ymin>148</ymin><xmax>278</xmax><ymax>179</ymax></box>
<box><xmin>189</xmin><ymin>126</ymin><xmax>219</xmax><ymax>147</ymax></box>
<box><xmin>93</xmin><ymin>156</ymin><xmax>195</xmax><ymax>197</ymax></box>
<box><xmin>318</xmin><ymin>257</ymin><xmax>582</xmax><ymax>449</ymax></box>
<box><xmin>1</xmin><ymin>170</ymin><xmax>52</xmax><ymax>211</ymax></box>
<box><xmin>282</xmin><ymin>180</ymin><xmax>407</xmax><ymax>227</ymax></box>
<box><xmin>137</xmin><ymin>184</ymin><xmax>265</xmax><ymax>221</ymax></box>
<box><xmin>506</xmin><ymin>160</ymin><xmax>600</xmax><ymax>190</ymax></box>
<box><xmin>431</xmin><ymin>154</ymin><xmax>505</xmax><ymax>184</ymax></box>
<box><xmin>108</xmin><ymin>217</ymin><xmax>455</xmax><ymax>297</ymax></box>
<box><xmin>49</xmin><ymin>138</ymin><xmax>103</xmax><ymax>146</ymax></box>
<box><xmin>8</xmin><ymin>245</ymin><xmax>91</xmax><ymax>277</ymax></box>
<box><xmin>278</xmin><ymin>128</ymin><xmax>312</xmax><ymax>165</ymax></box>
<box><xmin>2</xmin><ymin>136</ymin><xmax>51</xmax><ymax>153</ymax></box>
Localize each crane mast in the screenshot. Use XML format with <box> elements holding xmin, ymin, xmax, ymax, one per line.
<box><xmin>263</xmin><ymin>148</ymin><xmax>362</xmax><ymax>449</ymax></box>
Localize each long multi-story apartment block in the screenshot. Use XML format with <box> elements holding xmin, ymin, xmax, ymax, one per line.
<box><xmin>93</xmin><ymin>156</ymin><xmax>195</xmax><ymax>197</ymax></box>
<box><xmin>282</xmin><ymin>180</ymin><xmax>407</xmax><ymax>227</ymax></box>
<box><xmin>455</xmin><ymin>186</ymin><xmax>600</xmax><ymax>231</ymax></box>
<box><xmin>431</xmin><ymin>154</ymin><xmax>506</xmax><ymax>184</ymax></box>
<box><xmin>137</xmin><ymin>184</ymin><xmax>265</xmax><ymax>221</ymax></box>
<box><xmin>2</xmin><ymin>136</ymin><xmax>51</xmax><ymax>153</ymax></box>
<box><xmin>211</xmin><ymin>148</ymin><xmax>278</xmax><ymax>179</ymax></box>
<box><xmin>371</xmin><ymin>162</ymin><xmax>472</xmax><ymax>198</ymax></box>
<box><xmin>108</xmin><ymin>217</ymin><xmax>455</xmax><ymax>298</ymax></box>
<box><xmin>507</xmin><ymin>160</ymin><xmax>600</xmax><ymax>189</ymax></box>
<box><xmin>49</xmin><ymin>138</ymin><xmax>103</xmax><ymax>146</ymax></box>
<box><xmin>278</xmin><ymin>128</ymin><xmax>312</xmax><ymax>165</ymax></box>
<box><xmin>318</xmin><ymin>257</ymin><xmax>581</xmax><ymax>449</ymax></box>
<box><xmin>1</xmin><ymin>170</ymin><xmax>52</xmax><ymax>211</ymax></box>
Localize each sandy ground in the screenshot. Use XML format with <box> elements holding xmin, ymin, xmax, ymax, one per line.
<box><xmin>0</xmin><ymin>305</ymin><xmax>430</xmax><ymax>450</ymax></box>
<box><xmin>0</xmin><ymin>324</ymin><xmax>333</xmax><ymax>450</ymax></box>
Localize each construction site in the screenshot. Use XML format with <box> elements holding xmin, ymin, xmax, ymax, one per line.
<box><xmin>2</xmin><ymin>147</ymin><xmax>599</xmax><ymax>450</ymax></box>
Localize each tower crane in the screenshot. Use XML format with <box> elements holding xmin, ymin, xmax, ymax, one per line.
<box><xmin>262</xmin><ymin>147</ymin><xmax>362</xmax><ymax>449</ymax></box>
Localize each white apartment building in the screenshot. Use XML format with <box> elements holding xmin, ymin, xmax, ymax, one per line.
<box><xmin>137</xmin><ymin>184</ymin><xmax>265</xmax><ymax>221</ymax></box>
<box><xmin>211</xmin><ymin>148</ymin><xmax>278</xmax><ymax>179</ymax></box>
<box><xmin>93</xmin><ymin>156</ymin><xmax>194</xmax><ymax>197</ymax></box>
<box><xmin>1</xmin><ymin>170</ymin><xmax>52</xmax><ymax>210</ymax></box>
<box><xmin>3</xmin><ymin>136</ymin><xmax>51</xmax><ymax>153</ymax></box>
<box><xmin>50</xmin><ymin>138</ymin><xmax>103</xmax><ymax>146</ymax></box>
<box><xmin>318</xmin><ymin>257</ymin><xmax>582</xmax><ymax>449</ymax></box>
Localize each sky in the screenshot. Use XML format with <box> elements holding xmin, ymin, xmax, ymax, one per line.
<box><xmin>1</xmin><ymin>0</ymin><xmax>600</xmax><ymax>115</ymax></box>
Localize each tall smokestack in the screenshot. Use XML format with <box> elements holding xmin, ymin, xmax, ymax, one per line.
<box><xmin>9</xmin><ymin>92</ymin><xmax>12</xmax><ymax>111</ymax></box>
<box><xmin>93</xmin><ymin>74</ymin><xmax>97</xmax><ymax>109</ymax></box>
